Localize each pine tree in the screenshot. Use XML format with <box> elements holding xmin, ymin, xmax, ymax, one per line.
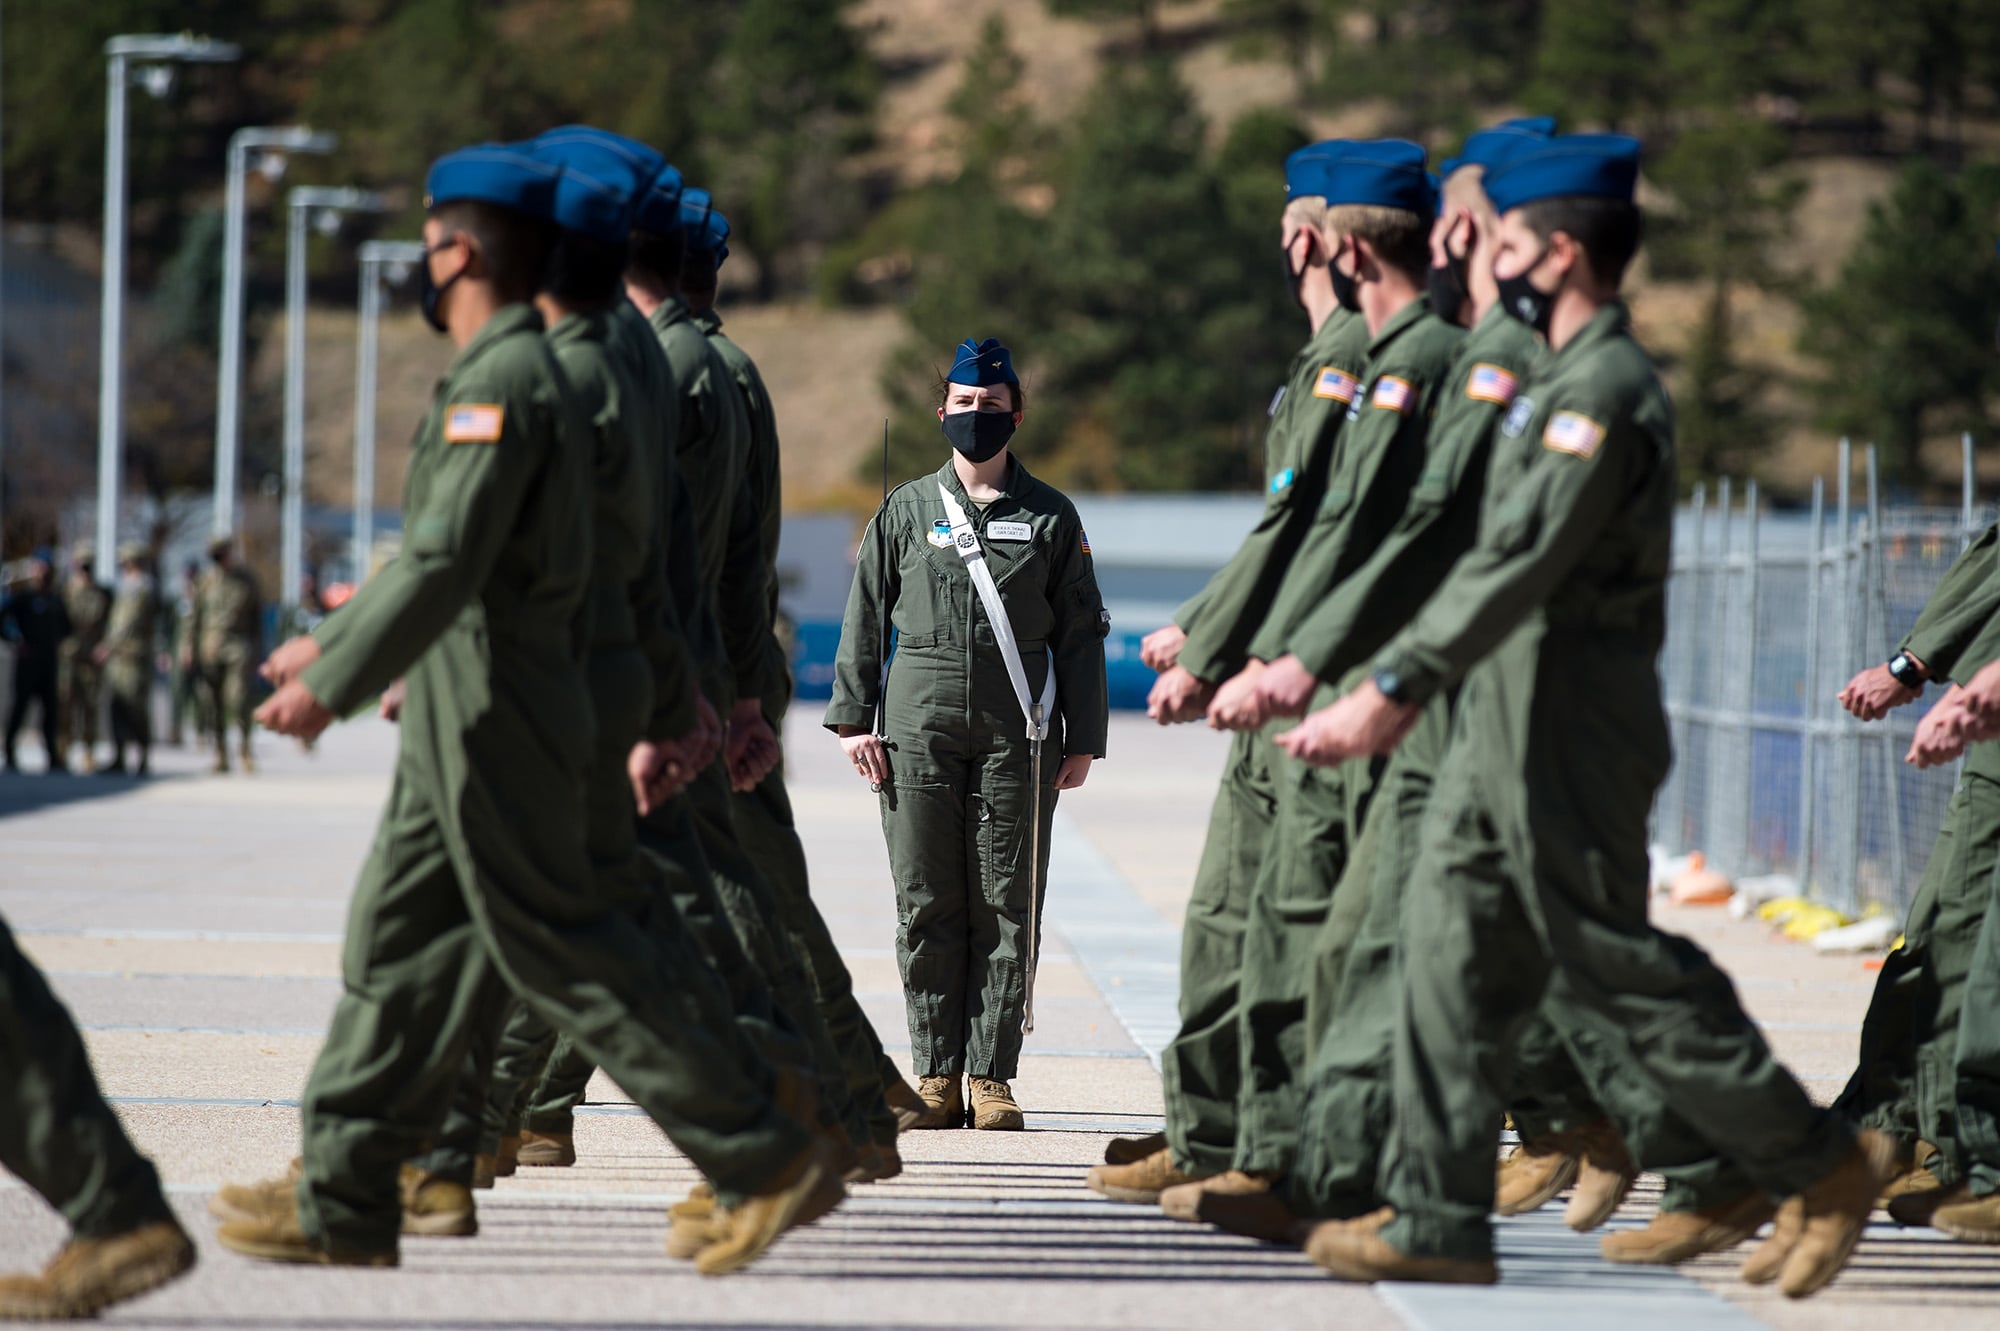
<box><xmin>1798</xmin><ymin>160</ymin><xmax>2000</xmax><ymax>485</ymax></box>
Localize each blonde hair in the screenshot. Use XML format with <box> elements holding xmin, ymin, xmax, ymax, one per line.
<box><xmin>1282</xmin><ymin>195</ymin><xmax>1330</xmax><ymax>236</ymax></box>
<box><xmin>1323</xmin><ymin>203</ymin><xmax>1431</xmax><ymax>276</ymax></box>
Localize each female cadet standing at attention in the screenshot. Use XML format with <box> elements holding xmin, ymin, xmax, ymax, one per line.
<box><xmin>827</xmin><ymin>337</ymin><xmax>1110</xmax><ymax>1132</ymax></box>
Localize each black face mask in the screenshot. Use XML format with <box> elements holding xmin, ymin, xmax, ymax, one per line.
<box><xmin>418</xmin><ymin>240</ymin><xmax>466</xmax><ymax>334</ymax></box>
<box><xmin>1328</xmin><ymin>242</ymin><xmax>1362</xmax><ymax>314</ymax></box>
<box><xmin>1427</xmin><ymin>254</ymin><xmax>1469</xmax><ymax>325</ymax></box>
<box><xmin>1495</xmin><ymin>245</ymin><xmax>1555</xmax><ymax>336</ymax></box>
<box><xmin>941</xmin><ymin>408</ymin><xmax>1016</xmax><ymax>463</ymax></box>
<box><xmin>1279</xmin><ymin>234</ymin><xmax>1310</xmax><ymax>311</ymax></box>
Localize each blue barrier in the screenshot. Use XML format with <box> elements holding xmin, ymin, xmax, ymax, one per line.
<box><xmin>791</xmin><ymin>620</ymin><xmax>1159</xmax><ymax>712</ymax></box>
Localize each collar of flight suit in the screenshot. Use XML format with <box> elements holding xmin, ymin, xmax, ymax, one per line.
<box><xmin>445</xmin><ymin>303</ymin><xmax>543</xmax><ymax>382</ymax></box>
<box><xmin>543</xmin><ymin>306</ymin><xmax>611</xmax><ymax>351</ymax></box>
<box><xmin>1545</xmin><ymin>299</ymin><xmax>1631</xmax><ymax>370</ymax></box>
<box><xmin>1363</xmin><ymin>291</ymin><xmax>1436</xmax><ymax>359</ymax></box>
<box><xmin>693</xmin><ymin>306</ymin><xmax>723</xmax><ymax>336</ymax></box>
<box><xmin>935</xmin><ymin>453</ymin><xmax>1034</xmax><ymax>513</ymax></box>
<box><xmin>648</xmin><ymin>293</ymin><xmax>694</xmax><ymax>335</ymax></box>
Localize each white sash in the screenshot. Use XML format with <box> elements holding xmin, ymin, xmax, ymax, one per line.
<box><xmin>937</xmin><ymin>484</ymin><xmax>1057</xmax><ymax>741</ymax></box>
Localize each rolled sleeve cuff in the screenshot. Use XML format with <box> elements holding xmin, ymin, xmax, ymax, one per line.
<box><xmin>824</xmin><ymin>698</ymin><xmax>875</xmax><ymax>733</ymax></box>
<box><xmin>299</xmin><ymin>652</ymin><xmax>367</xmax><ymax>718</ymax></box>
<box><xmin>1898</xmin><ymin>630</ymin><xmax>1951</xmax><ymax>681</ymax></box>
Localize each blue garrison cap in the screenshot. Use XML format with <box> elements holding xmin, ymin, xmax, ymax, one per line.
<box><xmin>947</xmin><ymin>337</ymin><xmax>1017</xmax><ymax>388</ymax></box>
<box><xmin>1284</xmin><ymin>140</ymin><xmax>1350</xmax><ymax>200</ymax></box>
<box><xmin>1484</xmin><ymin>133</ymin><xmax>1642</xmax><ymax>214</ymax></box>
<box><xmin>529</xmin><ymin>127</ymin><xmax>666</xmax><ymax>241</ymax></box>
<box><xmin>679</xmin><ymin>188</ymin><xmax>732</xmax><ymax>264</ymax></box>
<box><xmin>424</xmin><ymin>145</ymin><xmax>561</xmax><ymax>216</ymax></box>
<box><xmin>634</xmin><ymin>164</ymin><xmax>688</xmax><ymax>235</ymax></box>
<box><xmin>1320</xmin><ymin>139</ymin><xmax>1434</xmax><ymax>215</ymax></box>
<box><xmin>1440</xmin><ymin>116</ymin><xmax>1558</xmax><ymax>179</ymax></box>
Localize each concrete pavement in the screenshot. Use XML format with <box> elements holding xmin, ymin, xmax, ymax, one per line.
<box><xmin>3</xmin><ymin>710</ymin><xmax>1999</xmax><ymax>1327</ymax></box>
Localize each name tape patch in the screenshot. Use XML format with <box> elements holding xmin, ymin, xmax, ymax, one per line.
<box><xmin>1544</xmin><ymin>410</ymin><xmax>1607</xmax><ymax>460</ymax></box>
<box><xmin>1312</xmin><ymin>367</ymin><xmax>1360</xmax><ymax>403</ymax></box>
<box><xmin>443</xmin><ymin>403</ymin><xmax>505</xmax><ymax>444</ymax></box>
<box><xmin>988</xmin><ymin>521</ymin><xmax>1033</xmax><ymax>542</ymax></box>
<box><xmin>1372</xmin><ymin>375</ymin><xmax>1415</xmax><ymax>413</ymax></box>
<box><xmin>1465</xmin><ymin>362</ymin><xmax>1518</xmax><ymax>406</ymax></box>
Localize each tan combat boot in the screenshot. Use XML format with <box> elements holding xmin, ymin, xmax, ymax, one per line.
<box><xmin>496</xmin><ymin>1134</ymin><xmax>521</xmax><ymax>1177</ymax></box>
<box><xmin>207</xmin><ymin>1158</ymin><xmax>303</xmax><ymax>1224</ymax></box>
<box><xmin>1159</xmin><ymin>1169</ymin><xmax>1277</xmax><ymax>1221</ymax></box>
<box><xmin>1304</xmin><ymin>1210</ymin><xmax>1498</xmax><ymax>1285</ymax></box>
<box><xmin>1887</xmin><ymin>1177</ymin><xmax>1955</xmax><ymax>1228</ymax></box>
<box><xmin>216</xmin><ymin>1194</ymin><xmax>397</xmax><ymax>1267</ymax></box>
<box><xmin>968</xmin><ymin>1077</ymin><xmax>1024</xmax><ymax>1131</ymax></box>
<box><xmin>1564</xmin><ymin>1120</ymin><xmax>1638</xmax><ymax>1231</ymax></box>
<box><xmin>910</xmin><ymin>1074</ymin><xmax>964</xmax><ymax>1129</ymax></box>
<box><xmin>1740</xmin><ymin>1128</ymin><xmax>1899</xmax><ymax>1299</ymax></box>
<box><xmin>671</xmin><ymin>1182</ymin><xmax>717</xmax><ymax>1221</ymax></box>
<box><xmin>1105</xmin><ymin>1131</ymin><xmax>1167</xmax><ymax>1165</ymax></box>
<box><xmin>1192</xmin><ymin>1186</ymin><xmax>1310</xmax><ymax>1244</ymax></box>
<box><xmin>399</xmin><ymin>1165</ymin><xmax>476</xmax><ymax>1237</ymax></box>
<box><xmin>666</xmin><ymin>1208</ymin><xmax>727</xmax><ymax>1260</ymax></box>
<box><xmin>472</xmin><ymin>1153</ymin><xmax>498</xmax><ymax>1190</ymax></box>
<box><xmin>884</xmin><ymin>1077</ymin><xmax>929</xmax><ymax>1133</ymax></box>
<box><xmin>210</xmin><ymin>743</ymin><xmax>229</xmax><ymax>775</ymax></box>
<box><xmin>1880</xmin><ymin>1162</ymin><xmax>1942</xmax><ymax>1210</ymax></box>
<box><xmin>1923</xmin><ymin>1186</ymin><xmax>2000</xmax><ymax>1243</ymax></box>
<box><xmin>1600</xmin><ymin>1192</ymin><xmax>1776</xmax><ymax>1264</ymax></box>
<box><xmin>517</xmin><ymin>1129</ymin><xmax>576</xmax><ymax>1167</ymax></box>
<box><xmin>1494</xmin><ymin>1130</ymin><xmax>1583</xmax><ymax>1216</ymax></box>
<box><xmin>0</xmin><ymin>1220</ymin><xmax>196</xmax><ymax>1320</ymax></box>
<box><xmin>690</xmin><ymin>1140</ymin><xmax>846</xmax><ymax>1276</ymax></box>
<box><xmin>238</xmin><ymin>740</ymin><xmax>256</xmax><ymax>774</ymax></box>
<box><xmin>1085</xmin><ymin>1147</ymin><xmax>1199</xmax><ymax>1203</ymax></box>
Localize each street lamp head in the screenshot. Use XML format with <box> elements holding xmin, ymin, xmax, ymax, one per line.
<box><xmin>133</xmin><ymin>64</ymin><xmax>176</xmax><ymax>99</ymax></box>
<box><xmin>255</xmin><ymin>151</ymin><xmax>288</xmax><ymax>183</ymax></box>
<box><xmin>105</xmin><ymin>33</ymin><xmax>242</xmax><ymax>62</ymax></box>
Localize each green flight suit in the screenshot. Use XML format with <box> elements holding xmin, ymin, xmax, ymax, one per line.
<box><xmin>102</xmin><ymin>579</ymin><xmax>159</xmax><ymax>761</ymax></box>
<box><xmin>1370</xmin><ymin>302</ymin><xmax>1852</xmax><ymax>1263</ymax></box>
<box><xmin>826</xmin><ymin>456</ymin><xmax>1109</xmax><ymax>1079</ymax></box>
<box><xmin>1158</xmin><ymin>309</ymin><xmax>1369</xmax><ymax>1175</ymax></box>
<box><xmin>1834</xmin><ymin>525</ymin><xmax>2000</xmax><ymax>1186</ymax></box>
<box><xmin>57</xmin><ymin>576</ymin><xmax>111</xmax><ymax>756</ymax></box>
<box><xmin>291</xmin><ymin>305</ymin><xmax>807</xmax><ymax>1255</ymax></box>
<box><xmin>702</xmin><ymin>306</ymin><xmax>900</xmax><ymax>1145</ymax></box>
<box><xmin>0</xmin><ymin>910</ymin><xmax>173</xmax><ymax>1239</ymax></box>
<box><xmin>1229</xmin><ymin>297</ymin><xmax>1464</xmax><ymax>1178</ymax></box>
<box><xmin>493</xmin><ymin>300</ymin><xmax>824</xmax><ymax>1148</ymax></box>
<box><xmin>1271</xmin><ymin>311</ymin><xmax>1756</xmax><ymax>1219</ymax></box>
<box><xmin>185</xmin><ymin>561</ymin><xmax>261</xmax><ymax>760</ymax></box>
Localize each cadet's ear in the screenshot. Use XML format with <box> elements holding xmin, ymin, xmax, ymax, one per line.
<box><xmin>1546</xmin><ymin>229</ymin><xmax>1583</xmax><ymax>285</ymax></box>
<box><xmin>1012</xmin><ymin>410</ymin><xmax>1024</xmax><ymax>426</ymax></box>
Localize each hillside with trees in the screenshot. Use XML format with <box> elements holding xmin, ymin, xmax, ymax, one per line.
<box><xmin>4</xmin><ymin>0</ymin><xmax>1999</xmax><ymax>556</ymax></box>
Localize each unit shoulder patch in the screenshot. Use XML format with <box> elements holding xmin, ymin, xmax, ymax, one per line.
<box><xmin>1464</xmin><ymin>362</ymin><xmax>1518</xmax><ymax>407</ymax></box>
<box><xmin>1543</xmin><ymin>410</ymin><xmax>1607</xmax><ymax>460</ymax></box>
<box><xmin>1371</xmin><ymin>375</ymin><xmax>1415</xmax><ymax>413</ymax></box>
<box><xmin>1270</xmin><ymin>467</ymin><xmax>1296</xmax><ymax>495</ymax></box>
<box><xmin>926</xmin><ymin>519</ymin><xmax>954</xmax><ymax>548</ymax></box>
<box><xmin>443</xmin><ymin>403</ymin><xmax>505</xmax><ymax>444</ymax></box>
<box><xmin>1312</xmin><ymin>366</ymin><xmax>1360</xmax><ymax>403</ymax></box>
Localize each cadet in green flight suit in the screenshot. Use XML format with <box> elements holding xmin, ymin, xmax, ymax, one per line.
<box><xmin>212</xmin><ymin>146</ymin><xmax>838</xmax><ymax>1274</ymax></box>
<box><xmin>682</xmin><ymin>189</ymin><xmax>906</xmax><ymax>1154</ymax></box>
<box><xmin>1091</xmin><ymin>143</ymin><xmax>1371</xmax><ymax>1201</ymax></box>
<box><xmin>57</xmin><ymin>544</ymin><xmax>112</xmax><ymax>772</ymax></box>
<box><xmin>828</xmin><ymin>337</ymin><xmax>1109</xmax><ymax>1131</ymax></box>
<box><xmin>99</xmin><ymin>543</ymin><xmax>160</xmax><ymax>776</ymax></box>
<box><xmin>1193</xmin><ymin>140</ymin><xmax>1463</xmax><ymax>1201</ymax></box>
<box><xmin>1289</xmin><ymin>134</ymin><xmax>1892</xmax><ymax>1298</ymax></box>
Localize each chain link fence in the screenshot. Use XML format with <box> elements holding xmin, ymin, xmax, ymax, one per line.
<box><xmin>1656</xmin><ymin>438</ymin><xmax>1991</xmax><ymax>918</ymax></box>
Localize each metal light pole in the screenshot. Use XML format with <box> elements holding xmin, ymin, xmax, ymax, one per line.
<box><xmin>281</xmin><ymin>186</ymin><xmax>383</xmax><ymax>610</ymax></box>
<box><xmin>97</xmin><ymin>33</ymin><xmax>239</xmax><ymax>575</ymax></box>
<box><xmin>214</xmin><ymin>126</ymin><xmax>335</xmax><ymax>537</ymax></box>
<box><xmin>351</xmin><ymin>241</ymin><xmax>423</xmax><ymax>587</ymax></box>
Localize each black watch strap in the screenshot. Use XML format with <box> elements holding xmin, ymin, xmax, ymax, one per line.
<box><xmin>1887</xmin><ymin>652</ymin><xmax>1926</xmax><ymax>691</ymax></box>
<box><xmin>1373</xmin><ymin>665</ymin><xmax>1412</xmax><ymax>706</ymax></box>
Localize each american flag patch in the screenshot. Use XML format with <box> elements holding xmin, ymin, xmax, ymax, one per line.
<box><xmin>1465</xmin><ymin>362</ymin><xmax>1518</xmax><ymax>406</ymax></box>
<box><xmin>1080</xmin><ymin>530</ymin><xmax>1092</xmax><ymax>554</ymax></box>
<box><xmin>1312</xmin><ymin>367</ymin><xmax>1360</xmax><ymax>403</ymax></box>
<box><xmin>443</xmin><ymin>403</ymin><xmax>505</xmax><ymax>444</ymax></box>
<box><xmin>1543</xmin><ymin>410</ymin><xmax>1606</xmax><ymax>459</ymax></box>
<box><xmin>1371</xmin><ymin>375</ymin><xmax>1414</xmax><ymax>412</ymax></box>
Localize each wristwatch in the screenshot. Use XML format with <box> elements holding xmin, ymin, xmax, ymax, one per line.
<box><xmin>1887</xmin><ymin>651</ymin><xmax>1926</xmax><ymax>692</ymax></box>
<box><xmin>1373</xmin><ymin>665</ymin><xmax>1413</xmax><ymax>705</ymax></box>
